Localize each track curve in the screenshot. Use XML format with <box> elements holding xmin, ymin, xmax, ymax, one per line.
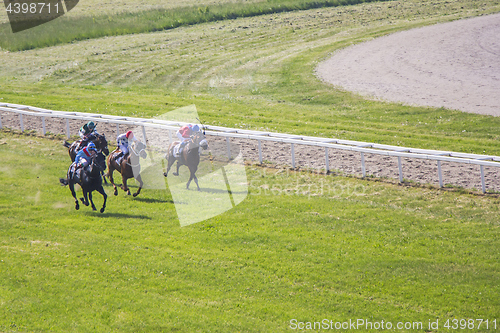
<box><xmin>316</xmin><ymin>13</ymin><xmax>500</xmax><ymax>116</ymax></box>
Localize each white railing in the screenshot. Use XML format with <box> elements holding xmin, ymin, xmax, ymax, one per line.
<box><xmin>1</xmin><ymin>103</ymin><xmax>500</xmax><ymax>193</ymax></box>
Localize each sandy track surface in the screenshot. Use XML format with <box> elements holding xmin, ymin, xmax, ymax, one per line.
<box><xmin>317</xmin><ymin>13</ymin><xmax>500</xmax><ymax>116</ymax></box>
<box><xmin>2</xmin><ymin>111</ymin><xmax>500</xmax><ymax>193</ymax></box>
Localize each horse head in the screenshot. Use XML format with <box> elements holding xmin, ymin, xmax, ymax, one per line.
<box><xmin>191</xmin><ymin>131</ymin><xmax>209</xmax><ymax>151</ymax></box>
<box><xmin>133</xmin><ymin>141</ymin><xmax>148</xmax><ymax>159</ymax></box>
<box><xmin>95</xmin><ymin>133</ymin><xmax>109</xmax><ymax>156</ymax></box>
<box><xmin>89</xmin><ymin>154</ymin><xmax>105</xmax><ymax>177</ymax></box>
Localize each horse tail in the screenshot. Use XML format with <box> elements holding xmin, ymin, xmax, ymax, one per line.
<box><xmin>59</xmin><ymin>178</ymin><xmax>69</xmax><ymax>186</ymax></box>
<box><xmin>63</xmin><ymin>141</ymin><xmax>71</xmax><ymax>148</ymax></box>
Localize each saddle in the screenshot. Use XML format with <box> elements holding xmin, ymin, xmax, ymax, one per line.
<box><xmin>173</xmin><ymin>142</ymin><xmax>187</xmax><ymax>158</ymax></box>
<box><xmin>113</xmin><ymin>150</ymin><xmax>128</xmax><ymax>166</ymax></box>
<box><xmin>69</xmin><ymin>162</ymin><xmax>89</xmax><ymax>183</ymax></box>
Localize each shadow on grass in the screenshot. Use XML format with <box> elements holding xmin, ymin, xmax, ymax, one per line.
<box><xmin>85</xmin><ymin>211</ymin><xmax>152</xmax><ymax>219</ymax></box>
<box><xmin>132</xmin><ymin>197</ymin><xmax>174</xmax><ymax>204</ymax></box>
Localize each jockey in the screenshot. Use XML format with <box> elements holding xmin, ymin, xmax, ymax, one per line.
<box><xmin>176</xmin><ymin>124</ymin><xmax>200</xmax><ymax>155</ymax></box>
<box><xmin>115</xmin><ymin>130</ymin><xmax>138</xmax><ymax>164</ymax></box>
<box><xmin>72</xmin><ymin>142</ymin><xmax>98</xmax><ymax>179</ymax></box>
<box><xmin>75</xmin><ymin>142</ymin><xmax>98</xmax><ymax>168</ymax></box>
<box><xmin>79</xmin><ymin>121</ymin><xmax>96</xmax><ymax>139</ymax></box>
<box><xmin>78</xmin><ymin>121</ymin><xmax>97</xmax><ymax>150</ymax></box>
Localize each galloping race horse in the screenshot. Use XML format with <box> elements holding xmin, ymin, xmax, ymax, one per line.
<box><xmin>106</xmin><ymin>141</ymin><xmax>148</xmax><ymax>197</ymax></box>
<box><xmin>63</xmin><ymin>133</ymin><xmax>110</xmax><ymax>176</ymax></box>
<box><xmin>163</xmin><ymin>130</ymin><xmax>209</xmax><ymax>190</ymax></box>
<box><xmin>59</xmin><ymin>155</ymin><xmax>107</xmax><ymax>213</ymax></box>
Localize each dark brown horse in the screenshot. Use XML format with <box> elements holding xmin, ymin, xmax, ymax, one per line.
<box><xmin>163</xmin><ymin>131</ymin><xmax>209</xmax><ymax>190</ymax></box>
<box><xmin>106</xmin><ymin>141</ymin><xmax>147</xmax><ymax>197</ymax></box>
<box><xmin>59</xmin><ymin>155</ymin><xmax>107</xmax><ymax>213</ymax></box>
<box><xmin>64</xmin><ymin>133</ymin><xmax>109</xmax><ymax>162</ymax></box>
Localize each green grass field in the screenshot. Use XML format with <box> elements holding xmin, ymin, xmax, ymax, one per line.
<box><xmin>1</xmin><ymin>132</ymin><xmax>499</xmax><ymax>332</ymax></box>
<box><xmin>1</xmin><ymin>0</ymin><xmax>500</xmax><ymax>331</ymax></box>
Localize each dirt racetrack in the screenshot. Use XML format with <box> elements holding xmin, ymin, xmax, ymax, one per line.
<box><xmin>1</xmin><ymin>110</ymin><xmax>500</xmax><ymax>194</ymax></box>
<box><xmin>316</xmin><ymin>13</ymin><xmax>500</xmax><ymax>116</ymax></box>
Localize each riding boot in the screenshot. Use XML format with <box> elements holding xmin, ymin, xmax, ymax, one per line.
<box><xmin>179</xmin><ymin>141</ymin><xmax>187</xmax><ymax>155</ymax></box>
<box><xmin>69</xmin><ymin>163</ymin><xmax>77</xmax><ymax>181</ymax></box>
<box><xmin>115</xmin><ymin>151</ymin><xmax>123</xmax><ymax>165</ymax></box>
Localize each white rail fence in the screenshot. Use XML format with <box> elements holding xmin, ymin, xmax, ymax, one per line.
<box><xmin>1</xmin><ymin>103</ymin><xmax>500</xmax><ymax>193</ymax></box>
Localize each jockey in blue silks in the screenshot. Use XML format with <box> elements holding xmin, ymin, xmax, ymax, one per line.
<box><xmin>71</xmin><ymin>142</ymin><xmax>98</xmax><ymax>180</ymax></box>
<box><xmin>75</xmin><ymin>142</ymin><xmax>98</xmax><ymax>168</ymax></box>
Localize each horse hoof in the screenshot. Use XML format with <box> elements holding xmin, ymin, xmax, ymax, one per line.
<box><xmin>173</xmin><ymin>172</ymin><xmax>179</xmax><ymax>176</ymax></box>
<box><xmin>163</xmin><ymin>172</ymin><xmax>168</xmax><ymax>177</ymax></box>
<box><xmin>133</xmin><ymin>193</ymin><xmax>138</xmax><ymax>197</ymax></box>
<box><xmin>113</xmin><ymin>190</ymin><xmax>118</xmax><ymax>196</ymax></box>
<box><xmin>100</xmin><ymin>208</ymin><xmax>105</xmax><ymax>213</ymax></box>
<box><xmin>75</xmin><ymin>205</ymin><xmax>79</xmax><ymax>210</ymax></box>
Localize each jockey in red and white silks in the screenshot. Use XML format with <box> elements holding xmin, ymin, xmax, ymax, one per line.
<box><xmin>176</xmin><ymin>124</ymin><xmax>200</xmax><ymax>154</ymax></box>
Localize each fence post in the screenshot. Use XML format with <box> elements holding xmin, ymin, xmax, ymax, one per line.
<box><xmin>361</xmin><ymin>152</ymin><xmax>366</xmax><ymax>178</ymax></box>
<box><xmin>42</xmin><ymin>117</ymin><xmax>46</xmax><ymax>135</ymax></box>
<box><xmin>65</xmin><ymin>119</ymin><xmax>70</xmax><ymax>139</ymax></box>
<box><xmin>325</xmin><ymin>147</ymin><xmax>329</xmax><ymax>173</ymax></box>
<box><xmin>142</xmin><ymin>125</ymin><xmax>147</xmax><ymax>145</ymax></box>
<box><xmin>437</xmin><ymin>161</ymin><xmax>443</xmax><ymax>188</ymax></box>
<box><xmin>258</xmin><ymin>139</ymin><xmax>262</xmax><ymax>164</ymax></box>
<box><xmin>291</xmin><ymin>143</ymin><xmax>295</xmax><ymax>168</ymax></box>
<box><xmin>116</xmin><ymin>124</ymin><xmax>120</xmax><ymax>138</ymax></box>
<box><xmin>226</xmin><ymin>137</ymin><xmax>231</xmax><ymax>160</ymax></box>
<box><xmin>398</xmin><ymin>156</ymin><xmax>403</xmax><ymax>183</ymax></box>
<box><xmin>19</xmin><ymin>114</ymin><xmax>24</xmax><ymax>132</ymax></box>
<box><xmin>480</xmin><ymin>165</ymin><xmax>486</xmax><ymax>193</ymax></box>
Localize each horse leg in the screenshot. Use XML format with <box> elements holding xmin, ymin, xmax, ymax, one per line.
<box><xmin>133</xmin><ymin>174</ymin><xmax>143</xmax><ymax>197</ymax></box>
<box><xmin>102</xmin><ymin>171</ymin><xmax>108</xmax><ymax>185</ymax></box>
<box><xmin>108</xmin><ymin>168</ymin><xmax>118</xmax><ymax>196</ymax></box>
<box><xmin>186</xmin><ymin>171</ymin><xmax>194</xmax><ymax>190</ymax></box>
<box><xmin>69</xmin><ymin>182</ymin><xmax>79</xmax><ymax>210</ymax></box>
<box><xmin>122</xmin><ymin>176</ymin><xmax>131</xmax><ymax>195</ymax></box>
<box><xmin>96</xmin><ymin>186</ymin><xmax>107</xmax><ymax>213</ymax></box>
<box><xmin>88</xmin><ymin>191</ymin><xmax>97</xmax><ymax>211</ymax></box>
<box><xmin>186</xmin><ymin>168</ymin><xmax>200</xmax><ymax>191</ymax></box>
<box><xmin>193</xmin><ymin>174</ymin><xmax>200</xmax><ymax>191</ymax></box>
<box><xmin>80</xmin><ymin>190</ymin><xmax>90</xmax><ymax>206</ymax></box>
<box><xmin>164</xmin><ymin>155</ymin><xmax>175</xmax><ymax>177</ymax></box>
<box><xmin>173</xmin><ymin>161</ymin><xmax>181</xmax><ymax>176</ymax></box>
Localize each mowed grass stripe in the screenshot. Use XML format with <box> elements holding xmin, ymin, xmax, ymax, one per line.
<box><xmin>0</xmin><ymin>0</ymin><xmax>388</xmax><ymax>51</ymax></box>
<box><xmin>1</xmin><ymin>0</ymin><xmax>500</xmax><ymax>154</ymax></box>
